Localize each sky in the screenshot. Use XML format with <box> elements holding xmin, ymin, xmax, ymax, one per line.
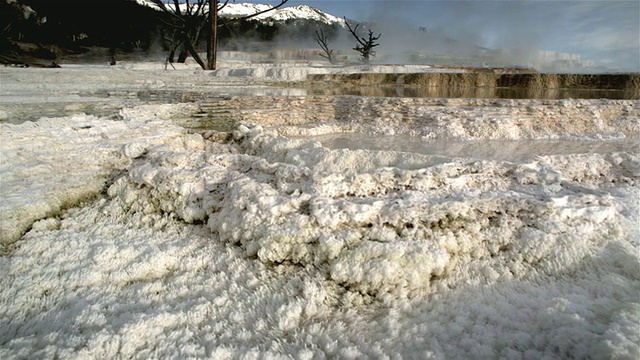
<box><xmin>236</xmin><ymin>0</ymin><xmax>640</xmax><ymax>71</ymax></box>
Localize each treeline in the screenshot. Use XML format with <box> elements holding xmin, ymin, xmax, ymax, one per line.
<box><xmin>1</xmin><ymin>0</ymin><xmax>342</xmax><ymax>63</ymax></box>
<box><xmin>1</xmin><ymin>0</ymin><xmax>161</xmax><ymax>62</ymax></box>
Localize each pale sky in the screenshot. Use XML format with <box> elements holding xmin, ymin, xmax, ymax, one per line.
<box><xmin>238</xmin><ymin>0</ymin><xmax>640</xmax><ymax>71</ymax></box>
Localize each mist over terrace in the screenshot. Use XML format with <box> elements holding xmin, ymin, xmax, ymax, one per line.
<box><xmin>232</xmin><ymin>0</ymin><xmax>639</xmax><ymax>72</ymax></box>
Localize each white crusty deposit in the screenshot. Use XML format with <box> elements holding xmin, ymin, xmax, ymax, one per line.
<box><xmin>0</xmin><ymin>105</ymin><xmax>194</xmax><ymax>246</ymax></box>
<box><xmin>104</xmin><ymin>120</ymin><xmax>639</xmax><ymax>298</ymax></box>
<box><xmin>1</xmin><ymin>65</ymin><xmax>639</xmax><ymax>358</ymax></box>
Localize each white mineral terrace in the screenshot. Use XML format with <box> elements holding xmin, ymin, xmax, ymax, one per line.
<box><xmin>0</xmin><ymin>63</ymin><xmax>638</xmax><ymax>359</ymax></box>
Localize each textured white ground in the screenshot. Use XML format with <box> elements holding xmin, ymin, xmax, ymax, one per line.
<box><xmin>1</xmin><ymin>64</ymin><xmax>639</xmax><ymax>359</ymax></box>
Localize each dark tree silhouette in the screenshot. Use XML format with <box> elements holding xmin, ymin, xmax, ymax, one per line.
<box><xmin>1</xmin><ymin>0</ymin><xmax>158</xmax><ymax>66</ymax></box>
<box><xmin>150</xmin><ymin>0</ymin><xmax>211</xmax><ymax>69</ymax></box>
<box><xmin>314</xmin><ymin>29</ymin><xmax>334</xmax><ymax>64</ymax></box>
<box><xmin>149</xmin><ymin>0</ymin><xmax>288</xmax><ymax>70</ymax></box>
<box><xmin>344</xmin><ymin>17</ymin><xmax>381</xmax><ymax>64</ymax></box>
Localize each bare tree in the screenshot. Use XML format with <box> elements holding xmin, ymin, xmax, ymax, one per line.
<box><xmin>149</xmin><ymin>0</ymin><xmax>289</xmax><ymax>70</ymax></box>
<box><xmin>314</xmin><ymin>29</ymin><xmax>334</xmax><ymax>64</ymax></box>
<box><xmin>150</xmin><ymin>0</ymin><xmax>208</xmax><ymax>69</ymax></box>
<box><xmin>344</xmin><ymin>17</ymin><xmax>381</xmax><ymax>64</ymax></box>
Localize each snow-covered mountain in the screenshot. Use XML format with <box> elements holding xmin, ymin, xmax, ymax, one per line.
<box><xmin>216</xmin><ymin>2</ymin><xmax>273</xmax><ymax>17</ymax></box>
<box><xmin>137</xmin><ymin>1</ymin><xmax>345</xmax><ymax>26</ymax></box>
<box><xmin>221</xmin><ymin>3</ymin><xmax>344</xmax><ymax>25</ymax></box>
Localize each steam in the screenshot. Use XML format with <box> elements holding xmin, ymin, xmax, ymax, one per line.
<box><xmin>347</xmin><ymin>0</ymin><xmax>639</xmax><ymax>72</ymax></box>
<box><xmin>357</xmin><ymin>1</ymin><xmax>550</xmax><ymax>69</ymax></box>
<box><xmin>197</xmin><ymin>1</ymin><xmax>638</xmax><ymax>72</ymax></box>
<box><xmin>244</xmin><ymin>1</ymin><xmax>559</xmax><ymax>69</ymax></box>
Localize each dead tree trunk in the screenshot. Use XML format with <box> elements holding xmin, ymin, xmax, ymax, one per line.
<box><xmin>109</xmin><ymin>48</ymin><xmax>117</xmax><ymax>65</ymax></box>
<box><xmin>344</xmin><ymin>17</ymin><xmax>381</xmax><ymax>64</ymax></box>
<box><xmin>207</xmin><ymin>0</ymin><xmax>217</xmax><ymax>70</ymax></box>
<box><xmin>177</xmin><ymin>46</ymin><xmax>189</xmax><ymax>63</ymax></box>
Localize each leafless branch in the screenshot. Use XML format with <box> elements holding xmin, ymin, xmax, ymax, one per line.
<box><xmin>344</xmin><ymin>18</ymin><xmax>364</xmax><ymax>46</ymax></box>
<box><xmin>217</xmin><ymin>0</ymin><xmax>230</xmax><ymax>12</ymax></box>
<box><xmin>315</xmin><ymin>29</ymin><xmax>334</xmax><ymax>64</ymax></box>
<box><xmin>225</xmin><ymin>0</ymin><xmax>288</xmax><ymax>24</ymax></box>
